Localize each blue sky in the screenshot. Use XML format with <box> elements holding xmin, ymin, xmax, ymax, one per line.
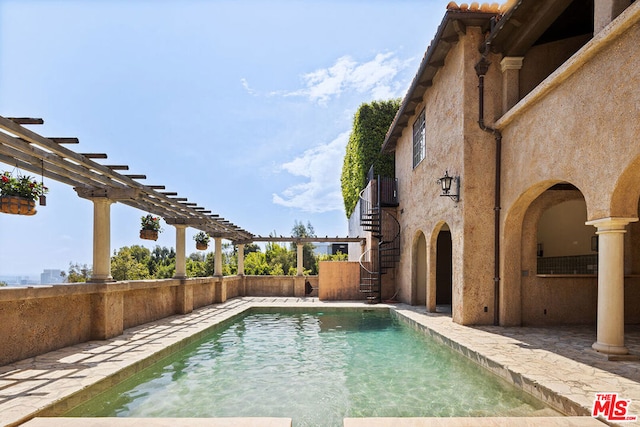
<box><xmin>0</xmin><ymin>0</ymin><xmax>444</xmax><ymax>277</ymax></box>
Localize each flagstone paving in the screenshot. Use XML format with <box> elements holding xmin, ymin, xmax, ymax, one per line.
<box><xmin>2</xmin><ymin>297</ymin><xmax>639</xmax><ymax>426</ymax></box>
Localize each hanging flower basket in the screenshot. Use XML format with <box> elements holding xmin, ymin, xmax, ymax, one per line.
<box><xmin>194</xmin><ymin>231</ymin><xmax>210</xmax><ymax>250</ymax></box>
<box><xmin>0</xmin><ymin>171</ymin><xmax>47</xmax><ymax>216</ymax></box>
<box><xmin>140</xmin><ymin>229</ymin><xmax>159</xmax><ymax>241</ymax></box>
<box><xmin>140</xmin><ymin>214</ymin><xmax>162</xmax><ymax>241</ymax></box>
<box><xmin>0</xmin><ymin>196</ymin><xmax>36</xmax><ymax>215</ymax></box>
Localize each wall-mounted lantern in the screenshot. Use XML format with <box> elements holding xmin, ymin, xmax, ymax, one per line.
<box><xmin>437</xmin><ymin>171</ymin><xmax>459</xmax><ymax>203</ymax></box>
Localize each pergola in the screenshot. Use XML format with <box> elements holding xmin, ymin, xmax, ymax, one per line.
<box><xmin>0</xmin><ymin>115</ymin><xmax>364</xmax><ymax>280</ymax></box>
<box><xmin>0</xmin><ymin>115</ymin><xmax>254</xmax><ymax>281</ymax></box>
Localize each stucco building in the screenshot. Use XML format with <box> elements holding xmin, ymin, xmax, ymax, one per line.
<box><xmin>356</xmin><ymin>0</ymin><xmax>640</xmax><ymax>357</ymax></box>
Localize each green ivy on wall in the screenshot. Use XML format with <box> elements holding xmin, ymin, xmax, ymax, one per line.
<box><xmin>340</xmin><ymin>99</ymin><xmax>400</xmax><ymax>218</ymax></box>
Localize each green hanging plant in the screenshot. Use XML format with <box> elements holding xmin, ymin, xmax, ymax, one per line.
<box><xmin>0</xmin><ymin>171</ymin><xmax>48</xmax><ymax>201</ymax></box>
<box><xmin>194</xmin><ymin>231</ymin><xmax>210</xmax><ymax>245</ymax></box>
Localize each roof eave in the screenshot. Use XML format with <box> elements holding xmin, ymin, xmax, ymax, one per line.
<box><xmin>381</xmin><ymin>10</ymin><xmax>497</xmax><ymax>154</ymax></box>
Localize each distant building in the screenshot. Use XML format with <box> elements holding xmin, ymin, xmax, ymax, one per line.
<box><xmin>331</xmin><ymin>243</ymin><xmax>348</xmax><ymax>256</ymax></box>
<box><xmin>40</xmin><ymin>269</ymin><xmax>63</xmax><ymax>285</ymax></box>
<box><xmin>314</xmin><ymin>243</ymin><xmax>330</xmax><ymax>256</ymax></box>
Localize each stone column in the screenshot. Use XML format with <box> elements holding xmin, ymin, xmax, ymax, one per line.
<box><xmin>297</xmin><ymin>243</ymin><xmax>304</xmax><ymax>276</ymax></box>
<box><xmin>237</xmin><ymin>243</ymin><xmax>245</xmax><ymax>276</ymax></box>
<box><xmin>214</xmin><ymin>237</ymin><xmax>223</xmax><ymax>277</ymax></box>
<box><xmin>500</xmin><ymin>57</ymin><xmax>524</xmax><ymax>114</ymax></box>
<box><xmin>173</xmin><ymin>224</ymin><xmax>187</xmax><ymax>279</ymax></box>
<box><xmin>586</xmin><ymin>217</ymin><xmax>638</xmax><ymax>355</ymax></box>
<box><xmin>90</xmin><ymin>197</ymin><xmax>114</xmax><ymax>282</ymax></box>
<box><xmin>594</xmin><ymin>0</ymin><xmax>631</xmax><ymax>34</ymax></box>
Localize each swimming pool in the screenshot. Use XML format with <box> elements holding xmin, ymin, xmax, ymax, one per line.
<box><xmin>66</xmin><ymin>309</ymin><xmax>555</xmax><ymax>426</ymax></box>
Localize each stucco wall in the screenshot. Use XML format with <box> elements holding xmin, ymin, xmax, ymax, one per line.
<box><xmin>243</xmin><ymin>275</ymin><xmax>298</xmax><ymax>296</ymax></box>
<box><xmin>318</xmin><ymin>261</ymin><xmax>361</xmax><ymax>300</ymax></box>
<box><xmin>347</xmin><ymin>198</ymin><xmax>366</xmax><ymax>262</ymax></box>
<box><xmin>498</xmin><ymin>14</ymin><xmax>640</xmax><ymax>221</ymax></box>
<box><xmin>0</xmin><ymin>286</ymin><xmax>94</xmax><ymax>367</ymax></box>
<box><xmin>496</xmin><ymin>5</ymin><xmax>640</xmax><ymax>325</ymax></box>
<box><xmin>0</xmin><ymin>275</ymin><xmax>314</xmax><ymax>366</ymax></box>
<box><xmin>123</xmin><ymin>282</ymin><xmax>177</xmax><ymax>329</ymax></box>
<box><xmin>393</xmin><ymin>26</ymin><xmax>497</xmax><ymax>325</ymax></box>
<box><xmin>520</xmin><ymin>35</ymin><xmax>592</xmax><ymax>99</ymax></box>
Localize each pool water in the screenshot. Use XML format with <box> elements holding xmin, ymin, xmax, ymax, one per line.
<box><xmin>67</xmin><ymin>309</ymin><xmax>552</xmax><ymax>426</ymax></box>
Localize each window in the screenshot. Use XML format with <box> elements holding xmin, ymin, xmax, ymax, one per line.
<box><xmin>412</xmin><ymin>109</ymin><xmax>425</xmax><ymax>168</ymax></box>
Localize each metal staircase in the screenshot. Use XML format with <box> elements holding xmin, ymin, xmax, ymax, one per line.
<box><xmin>358</xmin><ymin>174</ymin><xmax>400</xmax><ymax>303</ymax></box>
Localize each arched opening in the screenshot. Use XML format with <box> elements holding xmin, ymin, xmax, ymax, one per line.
<box><xmin>436</xmin><ymin>225</ymin><xmax>452</xmax><ymax>310</ymax></box>
<box><xmin>519</xmin><ymin>184</ymin><xmax>598</xmax><ymax>325</ymax></box>
<box><xmin>536</xmin><ymin>198</ymin><xmax>596</xmax><ymax>275</ymax></box>
<box><xmin>412</xmin><ymin>231</ymin><xmax>427</xmax><ymax>306</ymax></box>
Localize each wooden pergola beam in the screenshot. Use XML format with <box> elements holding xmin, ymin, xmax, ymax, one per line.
<box><xmin>235</xmin><ymin>236</ymin><xmax>365</xmax><ymax>245</ymax></box>
<box><xmin>80</xmin><ymin>153</ymin><xmax>108</xmax><ymax>159</ymax></box>
<box><xmin>7</xmin><ymin>118</ymin><xmax>43</xmax><ymax>125</ymax></box>
<box><xmin>0</xmin><ymin>114</ymin><xmax>255</xmax><ymax>241</ymax></box>
<box><xmin>50</xmin><ymin>137</ymin><xmax>79</xmax><ymax>144</ymax></box>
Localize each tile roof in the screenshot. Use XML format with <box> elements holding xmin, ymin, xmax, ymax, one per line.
<box><xmin>446</xmin><ymin>1</ymin><xmax>518</xmax><ymax>14</ymax></box>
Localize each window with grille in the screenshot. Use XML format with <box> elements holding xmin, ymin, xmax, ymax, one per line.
<box><xmin>412</xmin><ymin>109</ymin><xmax>425</xmax><ymax>168</ymax></box>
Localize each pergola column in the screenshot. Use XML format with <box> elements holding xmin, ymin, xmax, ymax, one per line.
<box><xmin>500</xmin><ymin>57</ymin><xmax>524</xmax><ymax>114</ymax></box>
<box><xmin>586</xmin><ymin>217</ymin><xmax>638</xmax><ymax>355</ymax></box>
<box><xmin>90</xmin><ymin>197</ymin><xmax>114</xmax><ymax>283</ymax></box>
<box><xmin>237</xmin><ymin>243</ymin><xmax>245</xmax><ymax>276</ymax></box>
<box><xmin>297</xmin><ymin>243</ymin><xmax>304</xmax><ymax>276</ymax></box>
<box><xmin>214</xmin><ymin>237</ymin><xmax>223</xmax><ymax>277</ymax></box>
<box><xmin>173</xmin><ymin>224</ymin><xmax>187</xmax><ymax>279</ymax></box>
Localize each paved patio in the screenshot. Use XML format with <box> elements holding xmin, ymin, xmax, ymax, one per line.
<box><xmin>1</xmin><ymin>297</ymin><xmax>639</xmax><ymax>426</ymax></box>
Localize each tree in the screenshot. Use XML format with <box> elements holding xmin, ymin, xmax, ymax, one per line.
<box><xmin>341</xmin><ymin>99</ymin><xmax>401</xmax><ymax>217</ymax></box>
<box><xmin>244</xmin><ymin>251</ymin><xmax>270</xmax><ymax>275</ymax></box>
<box><xmin>291</xmin><ymin>220</ymin><xmax>317</xmax><ymax>274</ymax></box>
<box><xmin>186</xmin><ymin>258</ymin><xmax>206</xmax><ymax>277</ymax></box>
<box><xmin>149</xmin><ymin>246</ymin><xmax>175</xmax><ymax>276</ymax></box>
<box><xmin>0</xmin><ymin>281</ymin><xmax>7</xmax><ymax>287</ymax></box>
<box><xmin>204</xmin><ymin>252</ymin><xmax>216</xmax><ymax>276</ymax></box>
<box><xmin>111</xmin><ymin>246</ymin><xmax>151</xmax><ymax>281</ymax></box>
<box><xmin>243</xmin><ymin>243</ymin><xmax>260</xmax><ymax>255</ymax></box>
<box><xmin>266</xmin><ymin>242</ymin><xmax>295</xmax><ymax>275</ymax></box>
<box><xmin>65</xmin><ymin>262</ymin><xmax>92</xmax><ymax>283</ymax></box>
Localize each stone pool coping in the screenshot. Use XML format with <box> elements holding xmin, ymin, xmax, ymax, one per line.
<box><xmin>0</xmin><ymin>296</ymin><xmax>629</xmax><ymax>426</ymax></box>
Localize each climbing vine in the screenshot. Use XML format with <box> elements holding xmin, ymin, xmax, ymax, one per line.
<box><xmin>340</xmin><ymin>99</ymin><xmax>400</xmax><ymax>218</ymax></box>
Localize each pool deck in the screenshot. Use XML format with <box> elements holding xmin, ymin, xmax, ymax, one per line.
<box><xmin>1</xmin><ymin>297</ymin><xmax>639</xmax><ymax>427</ymax></box>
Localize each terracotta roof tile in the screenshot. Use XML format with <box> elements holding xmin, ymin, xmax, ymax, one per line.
<box><xmin>446</xmin><ymin>1</ymin><xmax>518</xmax><ymax>14</ymax></box>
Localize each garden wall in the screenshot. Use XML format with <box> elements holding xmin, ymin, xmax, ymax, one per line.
<box><xmin>0</xmin><ymin>274</ymin><xmax>328</xmax><ymax>366</ymax></box>
<box><xmin>318</xmin><ymin>261</ymin><xmax>361</xmax><ymax>300</ymax></box>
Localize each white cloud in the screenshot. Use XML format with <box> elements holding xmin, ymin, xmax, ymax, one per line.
<box><xmin>249</xmin><ymin>52</ymin><xmax>412</xmax><ymax>105</ymax></box>
<box><xmin>293</xmin><ymin>52</ymin><xmax>409</xmax><ymax>105</ymax></box>
<box><xmin>240</xmin><ymin>77</ymin><xmax>256</xmax><ymax>95</ymax></box>
<box><xmin>272</xmin><ymin>131</ymin><xmax>349</xmax><ymax>213</ymax></box>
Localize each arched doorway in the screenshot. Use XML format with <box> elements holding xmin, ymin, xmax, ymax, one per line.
<box><xmin>435</xmin><ymin>226</ymin><xmax>452</xmax><ymax>310</ymax></box>
<box><xmin>412</xmin><ymin>232</ymin><xmax>427</xmax><ymax>306</ymax></box>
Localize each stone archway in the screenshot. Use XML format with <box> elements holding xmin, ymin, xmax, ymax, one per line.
<box><xmin>427</xmin><ymin>222</ymin><xmax>452</xmax><ymax>315</ymax></box>
<box><xmin>411</xmin><ymin>231</ymin><xmax>427</xmax><ymax>306</ymax></box>
<box><xmin>436</xmin><ymin>227</ymin><xmax>452</xmax><ymax>307</ymax></box>
<box><xmin>501</xmin><ymin>180</ymin><xmax>584</xmax><ymax>326</ymax></box>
